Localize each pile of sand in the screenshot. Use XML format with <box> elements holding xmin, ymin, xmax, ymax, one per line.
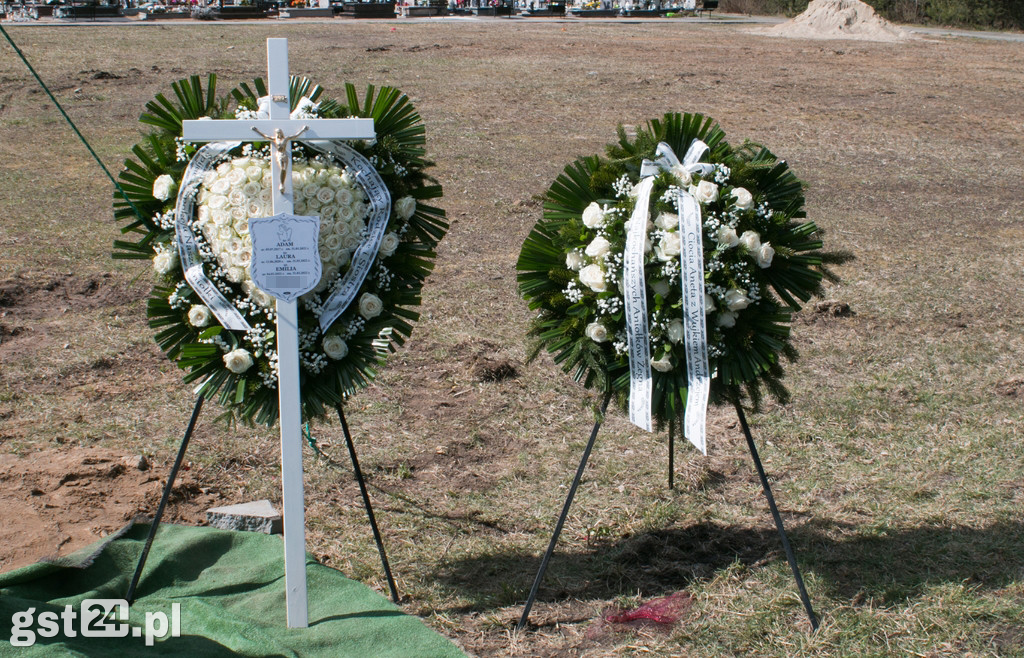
<box><xmin>758</xmin><ymin>0</ymin><xmax>914</xmax><ymax>42</ymax></box>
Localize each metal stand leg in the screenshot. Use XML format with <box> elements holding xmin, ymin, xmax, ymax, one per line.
<box><xmin>516</xmin><ymin>391</ymin><xmax>613</xmax><ymax>631</ymax></box>
<box><xmin>336</xmin><ymin>403</ymin><xmax>400</xmax><ymax>603</ymax></box>
<box><xmin>668</xmin><ymin>419</ymin><xmax>675</xmax><ymax>490</ymax></box>
<box><xmin>126</xmin><ymin>395</ymin><xmax>204</xmax><ymax>604</ymax></box>
<box><xmin>734</xmin><ymin>400</ymin><xmax>819</xmax><ymax>631</ymax></box>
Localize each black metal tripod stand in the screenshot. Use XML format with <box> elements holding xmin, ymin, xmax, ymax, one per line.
<box><xmin>126</xmin><ymin>397</ymin><xmax>399</xmax><ymax>606</ymax></box>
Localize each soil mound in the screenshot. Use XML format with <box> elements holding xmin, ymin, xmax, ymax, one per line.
<box><xmin>759</xmin><ymin>0</ymin><xmax>913</xmax><ymax>42</ymax></box>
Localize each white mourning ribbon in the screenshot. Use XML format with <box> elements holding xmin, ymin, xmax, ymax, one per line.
<box><xmin>624</xmin><ymin>176</ymin><xmax>655</xmax><ymax>432</ymax></box>
<box><xmin>174</xmin><ymin>141</ymin><xmax>251</xmax><ymax>331</ymax></box>
<box><xmin>629</xmin><ymin>139</ymin><xmax>714</xmax><ymax>453</ymax></box>
<box><xmin>303</xmin><ymin>140</ymin><xmax>391</xmax><ymax>334</ymax></box>
<box><xmin>677</xmin><ymin>192</ymin><xmax>710</xmax><ymax>455</ymax></box>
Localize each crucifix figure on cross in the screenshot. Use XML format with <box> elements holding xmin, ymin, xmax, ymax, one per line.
<box><xmin>179</xmin><ymin>38</ymin><xmax>375</xmax><ymax>629</ymax></box>
<box><xmin>251</xmin><ymin>125</ymin><xmax>309</xmax><ymax>192</ymax></box>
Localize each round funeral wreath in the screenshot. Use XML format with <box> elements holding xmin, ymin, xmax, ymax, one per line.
<box><xmin>517</xmin><ymin>113</ymin><xmax>826</xmax><ymax>427</ymax></box>
<box><xmin>114</xmin><ymin>75</ymin><xmax>446</xmax><ymax>425</ymax></box>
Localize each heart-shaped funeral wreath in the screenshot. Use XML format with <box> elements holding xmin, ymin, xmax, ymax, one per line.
<box><xmin>115</xmin><ymin>76</ymin><xmax>446</xmax><ymax>425</ymax></box>
<box><xmin>517</xmin><ymin>113</ymin><xmax>828</xmax><ymax>451</ymax></box>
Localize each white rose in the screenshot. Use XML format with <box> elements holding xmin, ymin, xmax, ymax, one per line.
<box><xmin>731</xmin><ymin>187</ymin><xmax>754</xmax><ymax>210</ymax></box>
<box><xmin>208</xmin><ymin>194</ymin><xmax>229</xmax><ymax>211</ymax></box>
<box><xmin>228</xmin><ymin>189</ymin><xmax>246</xmax><ymax>207</ymax></box>
<box><xmin>226</xmin><ymin>266</ymin><xmax>246</xmax><ymax>283</ymax></box>
<box><xmin>585</xmin><ymin>236</ymin><xmax>611</xmax><ymax>258</ymax></box>
<box><xmin>335</xmin><ymin>188</ymin><xmax>354</xmax><ymax>206</ymax></box>
<box><xmin>234</xmin><ymin>251</ymin><xmax>252</xmax><ymax>268</ymax></box>
<box><xmin>739</xmin><ymin>230</ymin><xmax>762</xmax><ymax>253</ymax></box>
<box><xmin>715</xmin><ymin>226</ymin><xmax>740</xmax><ymax>248</ymax></box>
<box><xmin>341</xmin><ymin>233</ymin><xmax>362</xmax><ymax>250</ymax></box>
<box><xmin>650</xmin><ymin>279</ymin><xmax>671</xmax><ymax>297</ymax></box>
<box><xmin>210</xmin><ymin>209</ymin><xmax>230</xmax><ymax>227</ymax></box>
<box><xmin>316</xmin><ymin>187</ymin><xmax>335</xmax><ymax>204</ymax></box>
<box><xmin>152</xmin><ymin>174</ymin><xmax>177</xmax><ymax>201</ymax></box>
<box><xmin>669</xmin><ymin>164</ymin><xmax>692</xmax><ymax>187</ymax></box>
<box><xmin>245</xmin><ymin>165</ymin><xmax>264</xmax><ymax>182</ymax></box>
<box><xmin>358</xmin><ymin>293</ymin><xmax>384</xmax><ymax>319</ymax></box>
<box><xmin>209</xmin><ymin>178</ymin><xmax>230</xmax><ymax>196</ymax></box>
<box><xmin>226</xmin><ymin>169</ymin><xmax>246</xmax><ymax>188</ymax></box>
<box><xmin>656</xmin><ymin>232</ymin><xmax>681</xmax><ymax>261</ymax></box>
<box><xmin>379</xmin><ymin>232</ymin><xmax>400</xmax><ymax>258</ymax></box>
<box><xmin>565</xmin><ymin>250</ymin><xmax>585</xmax><ymax>271</ymax></box>
<box><xmin>322</xmin><ymin>335</ymin><xmax>349</xmax><ymax>360</ymax></box>
<box><xmin>705</xmin><ymin>293</ymin><xmax>716</xmax><ymax>313</ymax></box>
<box><xmin>188</xmin><ymin>305</ymin><xmax>212</xmax><ymax>327</ymax></box>
<box><xmin>395</xmin><ymin>196</ymin><xmax>416</xmax><ymax>220</ymax></box>
<box><xmin>153</xmin><ymin>250</ymin><xmax>178</xmax><ymax>275</ymax></box>
<box><xmin>323</xmin><ymin>233</ymin><xmax>344</xmax><ymax>253</ymax></box>
<box><xmin>252</xmin><ymin>289</ymin><xmax>275</xmax><ymax>309</ymax></box>
<box><xmin>337</xmin><ymin>204</ymin><xmax>355</xmax><ymax>222</ymax></box>
<box><xmin>667</xmin><ymin>319</ymin><xmax>684</xmax><ymax>344</ymax></box>
<box><xmin>724</xmin><ymin>289</ymin><xmax>751</xmax><ymax>311</ymax></box>
<box><xmin>756</xmin><ymin>242</ymin><xmax>775</xmax><ymax>269</ymax></box>
<box><xmin>717</xmin><ymin>310</ymin><xmax>738</xmax><ymax>328</ymax></box>
<box><xmin>223</xmin><ymin>348</ymin><xmax>254</xmax><ymax>374</ymax></box>
<box><xmin>581</xmin><ymin>202</ymin><xmax>605</xmax><ymax>229</ymax></box>
<box><xmin>693</xmin><ymin>180</ymin><xmax>719</xmax><ymax>204</ymax></box>
<box><xmin>243</xmin><ymin>181</ymin><xmax>262</xmax><ymax>199</ymax></box>
<box><xmin>327</xmin><ymin>173</ymin><xmax>346</xmax><ymax>189</ymax></box>
<box><xmin>585</xmin><ymin>322</ymin><xmax>609</xmax><ymax>343</ymax></box>
<box><xmin>578</xmin><ymin>264</ymin><xmax>607</xmax><ymax>292</ymax></box>
<box><xmin>654</xmin><ymin>212</ymin><xmax>678</xmax><ymax>231</ymax></box>
<box><xmin>650</xmin><ymin>354</ymin><xmax>674</xmax><ymax>372</ymax></box>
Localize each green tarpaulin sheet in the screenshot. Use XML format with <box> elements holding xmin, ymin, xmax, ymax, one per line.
<box><xmin>0</xmin><ymin>523</ymin><xmax>464</xmax><ymax>657</ymax></box>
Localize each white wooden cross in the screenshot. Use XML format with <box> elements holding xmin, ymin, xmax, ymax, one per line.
<box><xmin>182</xmin><ymin>38</ymin><xmax>375</xmax><ymax>629</ymax></box>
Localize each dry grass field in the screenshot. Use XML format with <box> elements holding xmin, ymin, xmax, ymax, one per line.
<box><xmin>2</xmin><ymin>18</ymin><xmax>1024</xmax><ymax>656</ymax></box>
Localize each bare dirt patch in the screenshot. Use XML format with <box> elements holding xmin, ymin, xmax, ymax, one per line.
<box><xmin>0</xmin><ymin>445</ymin><xmax>228</xmax><ymax>572</ymax></box>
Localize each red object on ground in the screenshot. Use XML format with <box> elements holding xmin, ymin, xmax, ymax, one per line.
<box><xmin>603</xmin><ymin>591</ymin><xmax>693</xmax><ymax>626</ymax></box>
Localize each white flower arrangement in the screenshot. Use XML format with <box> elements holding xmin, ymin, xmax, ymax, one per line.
<box><xmin>517</xmin><ymin>112</ymin><xmax>829</xmax><ymax>425</ymax></box>
<box><xmin>115</xmin><ymin>75</ymin><xmax>447</xmax><ymax>425</ymax></box>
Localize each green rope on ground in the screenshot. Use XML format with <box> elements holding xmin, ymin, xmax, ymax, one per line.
<box><xmin>0</xmin><ymin>23</ymin><xmax>146</xmax><ymax>224</ymax></box>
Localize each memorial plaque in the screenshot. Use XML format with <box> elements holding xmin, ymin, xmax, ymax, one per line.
<box><xmin>249</xmin><ymin>213</ymin><xmax>322</xmax><ymax>302</ymax></box>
